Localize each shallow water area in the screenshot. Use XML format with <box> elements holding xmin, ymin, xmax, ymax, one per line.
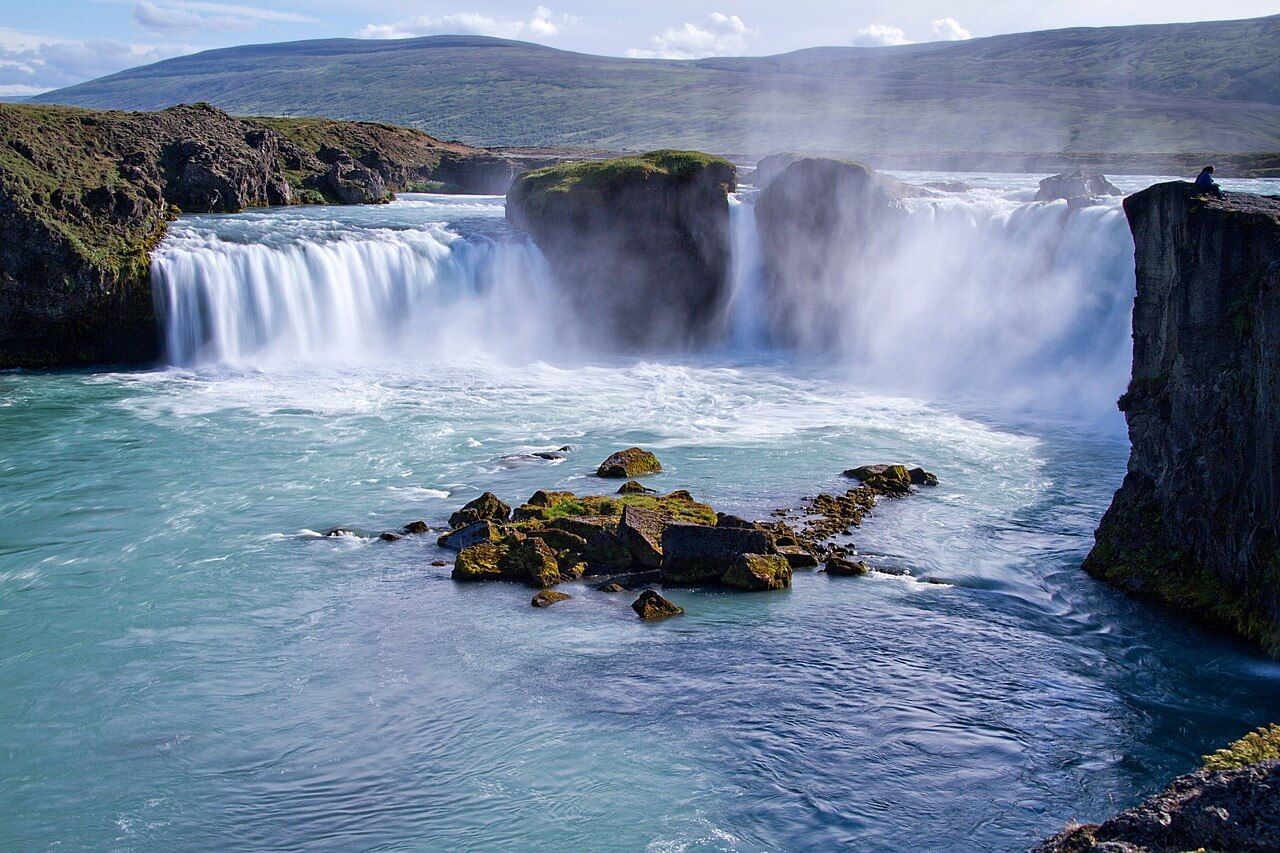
<box><xmin>3</xmin><ymin>178</ymin><xmax>1280</xmax><ymax>851</ymax></box>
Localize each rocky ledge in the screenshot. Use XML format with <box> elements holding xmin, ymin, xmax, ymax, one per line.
<box><xmin>505</xmin><ymin>150</ymin><xmax>736</xmax><ymax>348</ymax></box>
<box><xmin>1084</xmin><ymin>182</ymin><xmax>1280</xmax><ymax>655</ymax></box>
<box><xmin>1034</xmin><ymin>724</ymin><xmax>1280</xmax><ymax>852</ymax></box>
<box><xmin>0</xmin><ymin>102</ymin><xmax>521</xmax><ymax>369</ymax></box>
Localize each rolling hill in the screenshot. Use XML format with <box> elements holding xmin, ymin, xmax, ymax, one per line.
<box><xmin>33</xmin><ymin>15</ymin><xmax>1280</xmax><ymax>156</ymax></box>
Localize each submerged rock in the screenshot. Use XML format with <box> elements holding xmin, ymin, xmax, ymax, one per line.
<box><xmin>323</xmin><ymin>527</ymin><xmax>359</xmax><ymax>538</ymax></box>
<box><xmin>378</xmin><ymin>532</ymin><xmax>404</xmax><ymax>542</ymax></box>
<box><xmin>531</xmin><ymin>590</ymin><xmax>571</xmax><ymax>608</ymax></box>
<box><xmin>721</xmin><ymin>553</ymin><xmax>792</xmax><ymax>591</ymax></box>
<box><xmin>448</xmin><ymin>492</ymin><xmax>511</xmax><ymax>528</ymax></box>
<box><xmin>596</xmin><ymin>448</ymin><xmax>662</xmax><ymax>478</ymax></box>
<box><xmin>402</xmin><ymin>520</ymin><xmax>430</xmax><ymax>535</ymax></box>
<box><xmin>1034</xmin><ymin>169</ymin><xmax>1122</xmax><ymax>203</ymax></box>
<box><xmin>505</xmin><ymin>150</ymin><xmax>736</xmax><ymax>348</ymax></box>
<box><xmin>632</xmin><ymin>589</ymin><xmax>684</xmax><ymax>620</ymax></box>
<box><xmin>825</xmin><ymin>557</ymin><xmax>870</xmax><ymax>576</ymax></box>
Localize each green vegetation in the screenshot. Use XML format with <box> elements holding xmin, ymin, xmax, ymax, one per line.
<box><xmin>1202</xmin><ymin>724</ymin><xmax>1280</xmax><ymax>772</ymax></box>
<box><xmin>29</xmin><ymin>17</ymin><xmax>1280</xmax><ymax>156</ymax></box>
<box><xmin>514</xmin><ymin>489</ymin><xmax>718</xmax><ymax>526</ymax></box>
<box><xmin>513</xmin><ymin>150</ymin><xmax>730</xmax><ymax>213</ymax></box>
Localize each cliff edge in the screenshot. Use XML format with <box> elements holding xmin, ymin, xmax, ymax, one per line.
<box><xmin>0</xmin><ymin>102</ymin><xmax>516</xmax><ymax>369</ymax></box>
<box><xmin>1085</xmin><ymin>181</ymin><xmax>1280</xmax><ymax>654</ymax></box>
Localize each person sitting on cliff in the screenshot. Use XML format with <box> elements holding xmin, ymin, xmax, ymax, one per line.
<box><xmin>1193</xmin><ymin>165</ymin><xmax>1224</xmax><ymax>198</ymax></box>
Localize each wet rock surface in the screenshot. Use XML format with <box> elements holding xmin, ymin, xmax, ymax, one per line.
<box><xmin>632</xmin><ymin>590</ymin><xmax>684</xmax><ymax>620</ymax></box>
<box><xmin>1034</xmin><ymin>169</ymin><xmax>1123</xmax><ymax>203</ymax></box>
<box><xmin>596</xmin><ymin>447</ymin><xmax>662</xmax><ymax>478</ymax></box>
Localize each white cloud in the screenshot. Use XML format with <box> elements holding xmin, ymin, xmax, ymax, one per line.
<box><xmin>133</xmin><ymin>0</ymin><xmax>318</xmax><ymax>34</ymax></box>
<box><xmin>626</xmin><ymin>12</ymin><xmax>756</xmax><ymax>59</ymax></box>
<box><xmin>359</xmin><ymin>6</ymin><xmax>577</xmax><ymax>41</ymax></box>
<box><xmin>930</xmin><ymin>17</ymin><xmax>971</xmax><ymax>41</ymax></box>
<box><xmin>0</xmin><ymin>27</ymin><xmax>192</xmax><ymax>94</ymax></box>
<box><xmin>851</xmin><ymin>24</ymin><xmax>911</xmax><ymax>47</ymax></box>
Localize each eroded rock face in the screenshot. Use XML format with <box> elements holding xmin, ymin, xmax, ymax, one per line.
<box><xmin>1084</xmin><ymin>183</ymin><xmax>1280</xmax><ymax>655</ymax></box>
<box><xmin>753</xmin><ymin>158</ymin><xmax>910</xmax><ymax>350</ymax></box>
<box><xmin>661</xmin><ymin>523</ymin><xmax>776</xmax><ymax>585</ymax></box>
<box><xmin>505</xmin><ymin>150</ymin><xmax>736</xmax><ymax>348</ymax></box>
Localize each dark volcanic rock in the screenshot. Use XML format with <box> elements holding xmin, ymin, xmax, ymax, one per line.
<box><xmin>1034</xmin><ymin>169</ymin><xmax>1123</xmax><ymax>203</ymax></box>
<box><xmin>754</xmin><ymin>158</ymin><xmax>909</xmax><ymax>350</ymax></box>
<box><xmin>617</xmin><ymin>480</ymin><xmax>656</xmax><ymax>494</ymax></box>
<box><xmin>661</xmin><ymin>523</ymin><xmax>775</xmax><ymax>585</ymax></box>
<box><xmin>531</xmin><ymin>589</ymin><xmax>571</xmax><ymax>608</ymax></box>
<box><xmin>437</xmin><ymin>520</ymin><xmax>501</xmax><ymax>551</ymax></box>
<box><xmin>825</xmin><ymin>556</ymin><xmax>869</xmax><ymax>576</ymax></box>
<box><xmin>632</xmin><ymin>589</ymin><xmax>684</xmax><ymax>620</ymax></box>
<box><xmin>596</xmin><ymin>447</ymin><xmax>662</xmax><ymax>478</ymax></box>
<box><xmin>1084</xmin><ymin>183</ymin><xmax>1280</xmax><ymax>655</ymax></box>
<box><xmin>506</xmin><ymin>151</ymin><xmax>736</xmax><ymax>347</ymax></box>
<box><xmin>1034</xmin><ymin>760</ymin><xmax>1280</xmax><ymax>852</ymax></box>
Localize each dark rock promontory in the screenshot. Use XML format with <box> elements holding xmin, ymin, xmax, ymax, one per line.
<box><xmin>0</xmin><ymin>102</ymin><xmax>521</xmax><ymax>369</ymax></box>
<box><xmin>505</xmin><ymin>150</ymin><xmax>736</xmax><ymax>347</ymax></box>
<box><xmin>1085</xmin><ymin>182</ymin><xmax>1280</xmax><ymax>655</ymax></box>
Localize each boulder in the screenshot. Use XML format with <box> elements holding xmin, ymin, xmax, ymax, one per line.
<box><xmin>323</xmin><ymin>527</ymin><xmax>358</xmax><ymax>538</ymax></box>
<box><xmin>378</xmin><ymin>532</ymin><xmax>404</xmax><ymax>542</ymax></box>
<box><xmin>452</xmin><ymin>542</ymin><xmax>507</xmax><ymax>581</ymax></box>
<box><xmin>583</xmin><ymin>530</ymin><xmax>633</xmax><ymax>574</ymax></box>
<box><xmin>661</xmin><ymin>523</ymin><xmax>775</xmax><ymax>585</ymax></box>
<box><xmin>1034</xmin><ymin>169</ymin><xmax>1122</xmax><ymax>203</ymax></box>
<box><xmin>596</xmin><ymin>581</ymin><xmax>626</xmax><ymax>593</ymax></box>
<box><xmin>437</xmin><ymin>520</ymin><xmax>501</xmax><ymax>551</ymax></box>
<box><xmin>448</xmin><ymin>492</ymin><xmax>511</xmax><ymax>528</ymax></box>
<box><xmin>825</xmin><ymin>557</ymin><xmax>869</xmax><ymax>576</ymax></box>
<box><xmin>499</xmin><ymin>537</ymin><xmax>561</xmax><ymax>588</ymax></box>
<box><xmin>617</xmin><ymin>504</ymin><xmax>665</xmax><ymax>567</ymax></box>
<box><xmin>721</xmin><ymin>553</ymin><xmax>793</xmax><ymax>591</ymax></box>
<box><xmin>907</xmin><ymin>467</ymin><xmax>938</xmax><ymax>486</ymax></box>
<box><xmin>596</xmin><ymin>448</ymin><xmax>662</xmax><ymax>478</ymax></box>
<box><xmin>617</xmin><ymin>480</ymin><xmax>656</xmax><ymax>494</ymax></box>
<box><xmin>531</xmin><ymin>590</ymin><xmax>571</xmax><ymax>608</ymax></box>
<box><xmin>844</xmin><ymin>464</ymin><xmax>914</xmax><ymax>497</ymax></box>
<box><xmin>506</xmin><ymin>150</ymin><xmax>736</xmax><ymax>348</ymax></box>
<box><xmin>402</xmin><ymin>520</ymin><xmax>430</xmax><ymax>535</ymax></box>
<box><xmin>512</xmin><ymin>490</ymin><xmax>576</xmax><ymax>521</ymax></box>
<box><xmin>632</xmin><ymin>589</ymin><xmax>684</xmax><ymax>620</ymax></box>
<box><xmin>777</xmin><ymin>545</ymin><xmax>819</xmax><ymax>569</ymax></box>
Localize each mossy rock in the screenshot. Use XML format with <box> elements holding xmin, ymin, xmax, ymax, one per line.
<box><xmin>632</xmin><ymin>589</ymin><xmax>684</xmax><ymax>620</ymax></box>
<box><xmin>722</xmin><ymin>553</ymin><xmax>793</xmax><ymax>591</ymax></box>
<box><xmin>448</xmin><ymin>491</ymin><xmax>511</xmax><ymax>528</ymax></box>
<box><xmin>596</xmin><ymin>448</ymin><xmax>663</xmax><ymax>478</ymax></box>
<box><xmin>510</xmin><ymin>150</ymin><xmax>733</xmax><ymax>216</ymax></box>
<box><xmin>1202</xmin><ymin>724</ymin><xmax>1280</xmax><ymax>772</ymax></box>
<box><xmin>452</xmin><ymin>542</ymin><xmax>507</xmax><ymax>581</ymax></box>
<box><xmin>531</xmin><ymin>590</ymin><xmax>571</xmax><ymax>608</ymax></box>
<box><xmin>500</xmin><ymin>537</ymin><xmax>561</xmax><ymax>588</ymax></box>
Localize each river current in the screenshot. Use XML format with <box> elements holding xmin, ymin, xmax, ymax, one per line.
<box><xmin>2</xmin><ymin>174</ymin><xmax>1280</xmax><ymax>850</ymax></box>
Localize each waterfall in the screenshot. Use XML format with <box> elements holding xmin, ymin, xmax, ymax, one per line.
<box><xmin>725</xmin><ymin>194</ymin><xmax>769</xmax><ymax>351</ymax></box>
<box><xmin>153</xmin><ymin>219</ymin><xmax>565</xmax><ymax>366</ymax></box>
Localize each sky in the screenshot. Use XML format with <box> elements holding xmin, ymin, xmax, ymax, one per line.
<box><xmin>2</xmin><ymin>0</ymin><xmax>1278</xmax><ymax>96</ymax></box>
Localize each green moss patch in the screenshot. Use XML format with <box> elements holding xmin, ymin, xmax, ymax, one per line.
<box><xmin>1202</xmin><ymin>724</ymin><xmax>1280</xmax><ymax>772</ymax></box>
<box><xmin>512</xmin><ymin>150</ymin><xmax>732</xmax><ymax>213</ymax></box>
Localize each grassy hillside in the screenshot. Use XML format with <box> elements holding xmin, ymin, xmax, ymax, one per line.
<box><xmin>31</xmin><ymin>16</ymin><xmax>1280</xmax><ymax>156</ymax></box>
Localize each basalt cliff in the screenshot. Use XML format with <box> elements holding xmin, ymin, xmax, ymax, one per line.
<box><xmin>505</xmin><ymin>150</ymin><xmax>736</xmax><ymax>348</ymax></box>
<box><xmin>0</xmin><ymin>102</ymin><xmax>524</xmax><ymax>369</ymax></box>
<box><xmin>1085</xmin><ymin>182</ymin><xmax>1280</xmax><ymax>654</ymax></box>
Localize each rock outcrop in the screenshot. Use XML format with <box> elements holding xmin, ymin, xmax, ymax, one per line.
<box><xmin>753</xmin><ymin>158</ymin><xmax>911</xmax><ymax>350</ymax></box>
<box><xmin>1034</xmin><ymin>168</ymin><xmax>1123</xmax><ymax>203</ymax></box>
<box><xmin>1084</xmin><ymin>183</ymin><xmax>1280</xmax><ymax>655</ymax></box>
<box><xmin>505</xmin><ymin>150</ymin><xmax>736</xmax><ymax>348</ymax></box>
<box><xmin>0</xmin><ymin>102</ymin><xmax>522</xmax><ymax>369</ymax></box>
<box><xmin>596</xmin><ymin>447</ymin><xmax>662</xmax><ymax>478</ymax></box>
<box><xmin>1035</xmin><ymin>725</ymin><xmax>1280</xmax><ymax>852</ymax></box>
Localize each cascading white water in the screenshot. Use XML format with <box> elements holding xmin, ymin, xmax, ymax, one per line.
<box><xmin>154</xmin><ymin>185</ymin><xmax>1136</xmax><ymax>414</ymax></box>
<box><xmin>152</xmin><ymin>202</ymin><xmax>567</xmax><ymax>366</ymax></box>
<box><xmin>728</xmin><ymin>188</ymin><xmax>1135</xmax><ymax>412</ymax></box>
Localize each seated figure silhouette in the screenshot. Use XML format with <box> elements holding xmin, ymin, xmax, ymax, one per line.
<box><xmin>1194</xmin><ymin>165</ymin><xmax>1224</xmax><ymax>198</ymax></box>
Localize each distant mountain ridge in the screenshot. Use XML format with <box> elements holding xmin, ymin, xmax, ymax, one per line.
<box><xmin>33</xmin><ymin>15</ymin><xmax>1280</xmax><ymax>155</ymax></box>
